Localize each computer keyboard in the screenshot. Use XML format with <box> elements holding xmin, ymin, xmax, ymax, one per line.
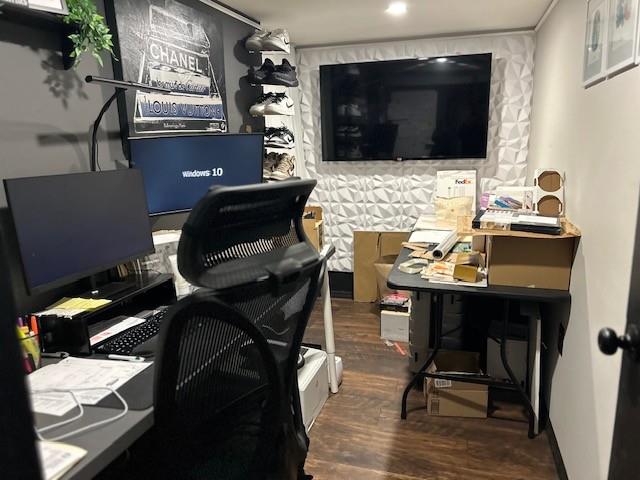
<box><xmin>95</xmin><ymin>307</ymin><xmax>169</xmax><ymax>355</ymax></box>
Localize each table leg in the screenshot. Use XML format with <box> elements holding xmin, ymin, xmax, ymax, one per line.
<box><xmin>499</xmin><ymin>300</ymin><xmax>536</xmax><ymax>438</ymax></box>
<box><xmin>401</xmin><ymin>293</ymin><xmax>443</xmax><ymax>420</ymax></box>
<box><xmin>321</xmin><ymin>267</ymin><xmax>339</xmax><ymax>394</ymax></box>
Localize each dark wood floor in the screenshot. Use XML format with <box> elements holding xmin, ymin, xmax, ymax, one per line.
<box><xmin>302</xmin><ymin>299</ymin><xmax>558</xmax><ymax>480</ymax></box>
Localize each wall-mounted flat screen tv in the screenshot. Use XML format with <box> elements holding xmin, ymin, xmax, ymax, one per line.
<box><xmin>320</xmin><ymin>53</ymin><xmax>492</xmax><ymax>161</ymax></box>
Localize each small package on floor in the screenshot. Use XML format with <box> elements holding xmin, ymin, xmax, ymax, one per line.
<box><xmin>424</xmin><ymin>351</ymin><xmax>488</xmax><ymax>418</ymax></box>
<box><xmin>380</xmin><ymin>293</ymin><xmax>410</xmax><ymax>342</ymax></box>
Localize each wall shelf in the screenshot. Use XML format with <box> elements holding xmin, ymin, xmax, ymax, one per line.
<box><xmin>1</xmin><ymin>3</ymin><xmax>75</xmax><ymax>69</ymax></box>
<box><xmin>1</xmin><ymin>3</ymin><xmax>66</xmax><ymax>29</ymax></box>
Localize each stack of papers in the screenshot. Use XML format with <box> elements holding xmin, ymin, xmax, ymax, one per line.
<box><xmin>28</xmin><ymin>357</ymin><xmax>152</xmax><ymax>416</ymax></box>
<box><xmin>38</xmin><ymin>441</ymin><xmax>87</xmax><ymax>480</ymax></box>
<box><xmin>408</xmin><ymin>229</ymin><xmax>452</xmax><ymax>246</ymax></box>
<box><xmin>36</xmin><ymin>297</ymin><xmax>112</xmax><ymax>318</ymax></box>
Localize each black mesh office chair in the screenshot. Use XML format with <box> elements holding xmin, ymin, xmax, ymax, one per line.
<box><xmin>149</xmin><ymin>179</ymin><xmax>323</xmax><ymax>480</ymax></box>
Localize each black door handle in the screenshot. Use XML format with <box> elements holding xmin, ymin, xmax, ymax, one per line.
<box><xmin>598</xmin><ymin>325</ymin><xmax>640</xmax><ymax>355</ymax></box>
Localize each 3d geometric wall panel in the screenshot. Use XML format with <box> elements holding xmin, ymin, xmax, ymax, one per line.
<box><xmin>296</xmin><ymin>33</ymin><xmax>535</xmax><ymax>271</ymax></box>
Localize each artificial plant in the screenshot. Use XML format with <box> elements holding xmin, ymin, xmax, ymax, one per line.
<box><xmin>64</xmin><ymin>0</ymin><xmax>116</xmax><ymax>67</ymax></box>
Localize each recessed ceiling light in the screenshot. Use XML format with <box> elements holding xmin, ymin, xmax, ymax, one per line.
<box><xmin>386</xmin><ymin>2</ymin><xmax>407</xmax><ymax>16</ymax></box>
<box><xmin>435</xmin><ymin>57</ymin><xmax>448</xmax><ymax>63</ymax></box>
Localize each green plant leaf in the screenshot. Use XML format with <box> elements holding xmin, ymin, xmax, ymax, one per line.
<box><xmin>65</xmin><ymin>0</ymin><xmax>116</xmax><ymax>68</ymax></box>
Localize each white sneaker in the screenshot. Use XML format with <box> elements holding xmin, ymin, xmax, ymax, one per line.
<box><xmin>268</xmin><ymin>154</ymin><xmax>295</xmax><ymax>180</ymax></box>
<box><xmin>245</xmin><ymin>30</ymin><xmax>269</xmax><ymax>52</ymax></box>
<box><xmin>336</xmin><ymin>126</ymin><xmax>348</xmax><ymax>139</ymax></box>
<box><xmin>249</xmin><ymin>93</ymin><xmax>275</xmax><ymax>117</ymax></box>
<box><xmin>263</xmin><ymin>93</ymin><xmax>294</xmax><ymax>115</ymax></box>
<box><xmin>264</xmin><ymin>127</ymin><xmax>295</xmax><ymax>148</ymax></box>
<box><xmin>262</xmin><ymin>29</ymin><xmax>291</xmax><ymax>53</ymax></box>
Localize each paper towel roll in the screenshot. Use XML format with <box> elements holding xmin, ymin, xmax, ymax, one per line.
<box><xmin>432</xmin><ymin>231</ymin><xmax>459</xmax><ymax>260</ymax></box>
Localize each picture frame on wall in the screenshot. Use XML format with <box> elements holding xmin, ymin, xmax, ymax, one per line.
<box><xmin>105</xmin><ymin>0</ymin><xmax>229</xmax><ymax>137</ymax></box>
<box><xmin>606</xmin><ymin>0</ymin><xmax>639</xmax><ymax>75</ymax></box>
<box><xmin>583</xmin><ymin>0</ymin><xmax>608</xmax><ymax>86</ymax></box>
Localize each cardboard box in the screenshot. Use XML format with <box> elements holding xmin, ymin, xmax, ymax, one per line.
<box><xmin>374</xmin><ymin>255</ymin><xmax>402</xmax><ymax>299</ymax></box>
<box><xmin>303</xmin><ymin>206</ymin><xmax>324</xmax><ymax>251</ymax></box>
<box><xmin>353</xmin><ymin>231</ymin><xmax>410</xmax><ymax>302</ymax></box>
<box><xmin>478</xmin><ymin>220</ymin><xmax>580</xmax><ymax>290</ymax></box>
<box><xmin>381</xmin><ymin>309</ymin><xmax>410</xmax><ymax>342</ymax></box>
<box><xmin>424</xmin><ymin>351</ymin><xmax>488</xmax><ymax>418</ymax></box>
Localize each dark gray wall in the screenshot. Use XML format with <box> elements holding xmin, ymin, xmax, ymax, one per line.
<box><xmin>0</xmin><ymin>1</ymin><xmax>260</xmax><ymax>314</ymax></box>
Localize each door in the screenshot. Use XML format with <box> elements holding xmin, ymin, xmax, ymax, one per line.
<box><xmin>598</xmin><ymin>200</ymin><xmax>640</xmax><ymax>479</ymax></box>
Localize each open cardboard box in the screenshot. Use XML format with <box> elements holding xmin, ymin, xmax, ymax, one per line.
<box><xmin>473</xmin><ymin>220</ymin><xmax>581</xmax><ymax>290</ymax></box>
<box><xmin>353</xmin><ymin>231</ymin><xmax>410</xmax><ymax>302</ymax></box>
<box><xmin>303</xmin><ymin>206</ymin><xmax>324</xmax><ymax>252</ymax></box>
<box><xmin>424</xmin><ymin>351</ymin><xmax>488</xmax><ymax>418</ymax></box>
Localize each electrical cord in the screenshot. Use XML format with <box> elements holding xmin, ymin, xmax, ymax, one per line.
<box><xmin>94</xmin><ymin>130</ymin><xmax>103</xmax><ymax>172</ymax></box>
<box><xmin>33</xmin><ymin>387</ymin><xmax>129</xmax><ymax>442</ymax></box>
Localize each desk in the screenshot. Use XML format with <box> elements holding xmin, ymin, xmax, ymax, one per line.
<box><xmin>388</xmin><ymin>248</ymin><xmax>570</xmax><ymax>438</ymax></box>
<box><xmin>34</xmin><ymin>358</ymin><xmax>155</xmax><ymax>480</ymax></box>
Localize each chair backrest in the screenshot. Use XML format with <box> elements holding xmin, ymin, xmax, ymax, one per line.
<box><xmin>154</xmin><ymin>180</ymin><xmax>324</xmax><ymax>479</ymax></box>
<box><xmin>178</xmin><ymin>179</ymin><xmax>318</xmax><ymax>293</ymax></box>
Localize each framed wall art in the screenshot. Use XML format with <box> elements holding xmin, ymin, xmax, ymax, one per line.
<box><xmin>583</xmin><ymin>0</ymin><xmax>609</xmax><ymax>86</ymax></box>
<box><xmin>106</xmin><ymin>0</ymin><xmax>229</xmax><ymax>136</ymax></box>
<box><xmin>606</xmin><ymin>0</ymin><xmax>639</xmax><ymax>75</ymax></box>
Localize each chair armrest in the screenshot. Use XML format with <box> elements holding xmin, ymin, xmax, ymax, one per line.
<box><xmin>318</xmin><ymin>243</ymin><xmax>336</xmax><ymax>262</ymax></box>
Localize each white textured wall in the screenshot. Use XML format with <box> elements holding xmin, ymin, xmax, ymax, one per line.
<box><xmin>295</xmin><ymin>33</ymin><xmax>535</xmax><ymax>271</ymax></box>
<box><xmin>530</xmin><ymin>0</ymin><xmax>640</xmax><ymax>478</ymax></box>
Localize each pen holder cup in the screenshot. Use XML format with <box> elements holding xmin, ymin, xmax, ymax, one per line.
<box><xmin>19</xmin><ymin>335</ymin><xmax>42</xmax><ymax>374</ymax></box>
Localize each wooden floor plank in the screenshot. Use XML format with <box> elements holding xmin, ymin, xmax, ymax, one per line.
<box><xmin>303</xmin><ymin>298</ymin><xmax>557</xmax><ymax>480</ymax></box>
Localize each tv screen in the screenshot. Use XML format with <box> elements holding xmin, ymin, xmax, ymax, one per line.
<box><xmin>320</xmin><ymin>53</ymin><xmax>492</xmax><ymax>161</ymax></box>
<box><xmin>129</xmin><ymin>133</ymin><xmax>264</xmax><ymax>215</ymax></box>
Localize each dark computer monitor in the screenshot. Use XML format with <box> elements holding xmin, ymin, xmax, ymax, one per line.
<box><xmin>4</xmin><ymin>170</ymin><xmax>155</xmax><ymax>294</ymax></box>
<box><xmin>128</xmin><ymin>133</ymin><xmax>264</xmax><ymax>215</ymax></box>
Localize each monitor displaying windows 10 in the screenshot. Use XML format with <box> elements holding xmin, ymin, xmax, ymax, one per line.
<box><xmin>129</xmin><ymin>133</ymin><xmax>264</xmax><ymax>215</ymax></box>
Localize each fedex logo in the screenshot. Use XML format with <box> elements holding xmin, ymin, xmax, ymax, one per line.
<box><xmin>455</xmin><ymin>179</ymin><xmax>473</xmax><ymax>185</ymax></box>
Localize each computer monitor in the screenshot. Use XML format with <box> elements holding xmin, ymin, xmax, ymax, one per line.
<box><xmin>128</xmin><ymin>133</ymin><xmax>264</xmax><ymax>215</ymax></box>
<box><xmin>4</xmin><ymin>170</ymin><xmax>155</xmax><ymax>294</ymax></box>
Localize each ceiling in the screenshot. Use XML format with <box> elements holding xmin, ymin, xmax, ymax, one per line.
<box><xmin>223</xmin><ymin>0</ymin><xmax>554</xmax><ymax>47</ymax></box>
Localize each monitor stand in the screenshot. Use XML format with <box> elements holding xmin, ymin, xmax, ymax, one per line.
<box><xmin>83</xmin><ymin>280</ymin><xmax>135</xmax><ymax>299</ymax></box>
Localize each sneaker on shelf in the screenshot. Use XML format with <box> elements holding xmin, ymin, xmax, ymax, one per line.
<box><xmin>347</xmin><ymin>126</ymin><xmax>362</xmax><ymax>138</ymax></box>
<box><xmin>266</xmin><ymin>59</ymin><xmax>299</xmax><ymax>87</ymax></box>
<box><xmin>336</xmin><ymin>104</ymin><xmax>347</xmax><ymax>116</ymax></box>
<box><xmin>268</xmin><ymin>153</ymin><xmax>295</xmax><ymax>180</ymax></box>
<box><xmin>265</xmin><ymin>127</ymin><xmax>295</xmax><ymax>148</ymax></box>
<box><xmin>263</xmin><ymin>151</ymin><xmax>279</xmax><ymax>178</ymax></box>
<box><xmin>245</xmin><ymin>30</ymin><xmax>269</xmax><ymax>52</ymax></box>
<box><xmin>347</xmin><ymin>145</ymin><xmax>362</xmax><ymax>159</ymax></box>
<box><xmin>263</xmin><ymin>92</ymin><xmax>295</xmax><ymax>115</ymax></box>
<box><xmin>249</xmin><ymin>92</ymin><xmax>275</xmax><ymax>116</ymax></box>
<box><xmin>336</xmin><ymin>125</ymin><xmax>348</xmax><ymax>139</ymax></box>
<box><xmin>262</xmin><ymin>29</ymin><xmax>291</xmax><ymax>53</ymax></box>
<box><xmin>347</xmin><ymin>103</ymin><xmax>362</xmax><ymax>117</ymax></box>
<box><xmin>248</xmin><ymin>58</ymin><xmax>275</xmax><ymax>85</ymax></box>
